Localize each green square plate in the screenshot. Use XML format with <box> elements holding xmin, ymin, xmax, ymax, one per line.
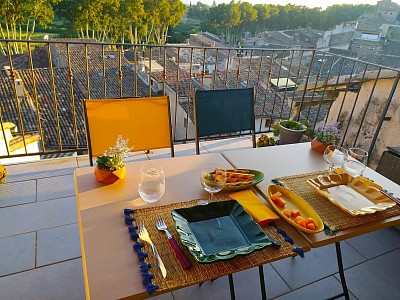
<box><xmin>171</xmin><ymin>200</ymin><xmax>272</xmax><ymax>263</ymax></box>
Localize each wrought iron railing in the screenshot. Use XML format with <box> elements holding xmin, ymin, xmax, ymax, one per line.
<box><xmin>0</xmin><ymin>39</ymin><xmax>398</xmax><ymax>168</ymax></box>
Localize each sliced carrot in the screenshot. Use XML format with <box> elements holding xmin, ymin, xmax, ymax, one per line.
<box><xmin>291</xmin><ymin>208</ymin><xmax>301</xmax><ymax>219</ymax></box>
<box><xmin>306</xmin><ymin>223</ymin><xmax>316</xmax><ymax>230</ymax></box>
<box><xmin>282</xmin><ymin>208</ymin><xmax>292</xmax><ymax>218</ymax></box>
<box><xmin>271</xmin><ymin>191</ymin><xmax>282</xmax><ymax>201</ymax></box>
<box><xmin>307</xmin><ymin>217</ymin><xmax>316</xmax><ymax>226</ymax></box>
<box><xmin>272</xmin><ymin>196</ymin><xmax>286</xmax><ymax>208</ymax></box>
<box><xmin>297</xmin><ymin>219</ymin><xmax>307</xmax><ymax>228</ymax></box>
<box><xmin>294</xmin><ymin>215</ymin><xmax>304</xmax><ymax>223</ymax></box>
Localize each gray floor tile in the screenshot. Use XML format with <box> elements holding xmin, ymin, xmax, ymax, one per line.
<box><xmin>6</xmin><ymin>168</ymin><xmax>76</xmax><ymax>183</ymax></box>
<box><xmin>0</xmin><ymin>180</ymin><xmax>36</xmax><ymax>208</ymax></box>
<box><xmin>37</xmin><ymin>223</ymin><xmax>81</xmax><ymax>267</ymax></box>
<box><xmin>336</xmin><ymin>249</ymin><xmax>400</xmax><ymax>300</ymax></box>
<box><xmin>0</xmin><ymin>196</ymin><xmax>77</xmax><ymax>238</ymax></box>
<box><xmin>37</xmin><ymin>174</ymin><xmax>75</xmax><ymax>201</ymax></box>
<box><xmin>0</xmin><ymin>259</ymin><xmax>85</xmax><ymax>300</ymax></box>
<box><xmin>0</xmin><ymin>233</ymin><xmax>36</xmax><ymax>276</ymax></box>
<box><xmin>172</xmin><ymin>264</ymin><xmax>291</xmax><ymax>300</ymax></box>
<box><xmin>274</xmin><ymin>276</ymin><xmax>353</xmax><ymax>300</ymax></box>
<box><xmin>5</xmin><ymin>157</ymin><xmax>78</xmax><ymax>183</ymax></box>
<box><xmin>201</xmin><ymin>137</ymin><xmax>253</xmax><ymax>153</ymax></box>
<box><xmin>147</xmin><ymin>143</ymin><xmax>200</xmax><ymax>159</ymax></box>
<box><xmin>346</xmin><ymin>227</ymin><xmax>400</xmax><ymax>259</ymax></box>
<box><xmin>149</xmin><ymin>292</ymin><xmax>174</xmax><ymax>300</ymax></box>
<box><xmin>270</xmin><ymin>242</ymin><xmax>366</xmax><ymax>290</ymax></box>
<box><xmin>172</xmin><ymin>276</ymin><xmax>231</xmax><ymax>300</ymax></box>
<box><xmin>231</xmin><ymin>264</ymin><xmax>291</xmax><ymax>300</ymax></box>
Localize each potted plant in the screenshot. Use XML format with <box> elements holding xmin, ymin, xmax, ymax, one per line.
<box><xmin>94</xmin><ymin>135</ymin><xmax>133</xmax><ymax>184</ymax></box>
<box><xmin>256</xmin><ymin>134</ymin><xmax>276</xmax><ymax>147</ymax></box>
<box><xmin>273</xmin><ymin>119</ymin><xmax>309</xmax><ymax>145</ymax></box>
<box><xmin>311</xmin><ymin>121</ymin><xmax>340</xmax><ymax>153</ymax></box>
<box><xmin>0</xmin><ymin>164</ymin><xmax>7</xmax><ymax>183</ymax></box>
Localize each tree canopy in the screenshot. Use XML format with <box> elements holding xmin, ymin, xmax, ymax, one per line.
<box><xmin>0</xmin><ymin>0</ymin><xmax>376</xmax><ymax>53</ymax></box>
<box><xmin>197</xmin><ymin>1</ymin><xmax>375</xmax><ymax>44</ymax></box>
<box><xmin>54</xmin><ymin>0</ymin><xmax>186</xmax><ymax>44</ymax></box>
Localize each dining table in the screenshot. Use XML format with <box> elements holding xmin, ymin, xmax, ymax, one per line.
<box><xmin>222</xmin><ymin>142</ymin><xmax>400</xmax><ymax>300</ymax></box>
<box><xmin>74</xmin><ymin>152</ymin><xmax>310</xmax><ymax>300</ymax></box>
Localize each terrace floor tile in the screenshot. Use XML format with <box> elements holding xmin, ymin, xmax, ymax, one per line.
<box><xmin>346</xmin><ymin>227</ymin><xmax>400</xmax><ymax>259</ymax></box>
<box><xmin>37</xmin><ymin>223</ymin><xmax>81</xmax><ymax>267</ymax></box>
<box><xmin>335</xmin><ymin>249</ymin><xmax>400</xmax><ymax>300</ymax></box>
<box><xmin>274</xmin><ymin>276</ymin><xmax>357</xmax><ymax>300</ymax></box>
<box><xmin>271</xmin><ymin>242</ymin><xmax>366</xmax><ymax>290</ymax></box>
<box><xmin>0</xmin><ymin>179</ymin><xmax>36</xmax><ymax>208</ymax></box>
<box><xmin>0</xmin><ymin>259</ymin><xmax>85</xmax><ymax>300</ymax></box>
<box><xmin>37</xmin><ymin>174</ymin><xmax>75</xmax><ymax>201</ymax></box>
<box><xmin>0</xmin><ymin>232</ymin><xmax>36</xmax><ymax>277</ymax></box>
<box><xmin>0</xmin><ymin>196</ymin><xmax>77</xmax><ymax>238</ymax></box>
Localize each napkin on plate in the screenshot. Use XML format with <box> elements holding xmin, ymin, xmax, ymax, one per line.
<box><xmin>229</xmin><ymin>189</ymin><xmax>279</xmax><ymax>226</ymax></box>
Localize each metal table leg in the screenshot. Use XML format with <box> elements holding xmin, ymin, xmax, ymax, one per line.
<box><xmin>333</xmin><ymin>241</ymin><xmax>350</xmax><ymax>300</ymax></box>
<box><xmin>259</xmin><ymin>265</ymin><xmax>267</xmax><ymax>300</ymax></box>
<box><xmin>228</xmin><ymin>274</ymin><xmax>235</xmax><ymax>300</ymax></box>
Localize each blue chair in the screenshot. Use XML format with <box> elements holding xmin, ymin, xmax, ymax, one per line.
<box><xmin>193</xmin><ymin>87</ymin><xmax>256</xmax><ymax>155</ymax></box>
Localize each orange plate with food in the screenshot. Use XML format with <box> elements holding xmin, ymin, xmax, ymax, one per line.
<box><xmin>266</xmin><ymin>185</ymin><xmax>324</xmax><ymax>234</ymax></box>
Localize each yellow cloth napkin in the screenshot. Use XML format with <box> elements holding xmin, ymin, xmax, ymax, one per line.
<box><xmin>229</xmin><ymin>189</ymin><xmax>279</xmax><ymax>226</ymax></box>
<box><xmin>333</xmin><ymin>168</ymin><xmax>382</xmax><ymax>189</ymax></box>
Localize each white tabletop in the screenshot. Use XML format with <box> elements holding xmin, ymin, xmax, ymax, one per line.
<box><xmin>222</xmin><ymin>142</ymin><xmax>400</xmax><ymax>247</ymax></box>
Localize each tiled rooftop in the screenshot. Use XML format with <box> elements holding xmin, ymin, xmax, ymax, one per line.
<box><xmin>1</xmin><ymin>139</ymin><xmax>399</xmax><ymax>300</ymax></box>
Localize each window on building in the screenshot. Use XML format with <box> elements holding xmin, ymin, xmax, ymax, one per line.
<box><xmin>264</xmin><ymin>119</ymin><xmax>273</xmax><ymax>128</ymax></box>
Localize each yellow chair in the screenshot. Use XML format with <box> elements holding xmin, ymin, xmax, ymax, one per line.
<box><xmin>84</xmin><ymin>96</ymin><xmax>174</xmax><ymax>165</ymax></box>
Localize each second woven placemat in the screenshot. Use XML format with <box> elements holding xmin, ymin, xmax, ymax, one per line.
<box><xmin>133</xmin><ymin>195</ymin><xmax>296</xmax><ymax>294</ymax></box>
<box><xmin>275</xmin><ymin>171</ymin><xmax>400</xmax><ymax>232</ymax></box>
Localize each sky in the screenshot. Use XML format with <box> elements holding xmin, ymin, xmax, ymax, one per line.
<box><xmin>182</xmin><ymin>0</ymin><xmax>400</xmax><ymax>10</ymax></box>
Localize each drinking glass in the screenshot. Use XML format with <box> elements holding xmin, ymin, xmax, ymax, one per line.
<box><xmin>323</xmin><ymin>145</ymin><xmax>348</xmax><ymax>172</ymax></box>
<box><xmin>342</xmin><ymin>148</ymin><xmax>368</xmax><ymax>177</ymax></box>
<box><xmin>199</xmin><ymin>163</ymin><xmax>227</xmax><ymax>205</ymax></box>
<box><xmin>138</xmin><ymin>165</ymin><xmax>165</xmax><ymax>203</ymax></box>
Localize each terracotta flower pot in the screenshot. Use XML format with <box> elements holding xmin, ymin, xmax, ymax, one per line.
<box><xmin>94</xmin><ymin>165</ymin><xmax>126</xmax><ymax>184</ymax></box>
<box><xmin>311</xmin><ymin>138</ymin><xmax>328</xmax><ymax>154</ymax></box>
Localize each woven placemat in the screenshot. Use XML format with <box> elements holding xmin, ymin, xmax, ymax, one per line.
<box><xmin>276</xmin><ymin>171</ymin><xmax>400</xmax><ymax>232</ymax></box>
<box><xmin>133</xmin><ymin>195</ymin><xmax>296</xmax><ymax>294</ymax></box>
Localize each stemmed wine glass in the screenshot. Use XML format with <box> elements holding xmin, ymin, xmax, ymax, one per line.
<box><xmin>323</xmin><ymin>145</ymin><xmax>348</xmax><ymax>173</ymax></box>
<box><xmin>138</xmin><ymin>165</ymin><xmax>165</xmax><ymax>203</ymax></box>
<box><xmin>342</xmin><ymin>147</ymin><xmax>368</xmax><ymax>177</ymax></box>
<box><xmin>199</xmin><ymin>163</ymin><xmax>227</xmax><ymax>205</ymax></box>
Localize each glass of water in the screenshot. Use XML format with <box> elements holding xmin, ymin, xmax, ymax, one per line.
<box><xmin>343</xmin><ymin>148</ymin><xmax>368</xmax><ymax>177</ymax></box>
<box><xmin>323</xmin><ymin>145</ymin><xmax>348</xmax><ymax>172</ymax></box>
<box><xmin>138</xmin><ymin>165</ymin><xmax>165</xmax><ymax>203</ymax></box>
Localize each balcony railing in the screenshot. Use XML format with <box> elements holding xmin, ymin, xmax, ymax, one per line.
<box><xmin>0</xmin><ymin>38</ymin><xmax>399</xmax><ymax>168</ymax></box>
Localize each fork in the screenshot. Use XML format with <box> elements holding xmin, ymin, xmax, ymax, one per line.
<box><xmin>138</xmin><ymin>221</ymin><xmax>167</xmax><ymax>278</ymax></box>
<box><xmin>155</xmin><ymin>215</ymin><xmax>191</xmax><ymax>270</ymax></box>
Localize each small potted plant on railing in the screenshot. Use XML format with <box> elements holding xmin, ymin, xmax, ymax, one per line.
<box><xmin>94</xmin><ymin>135</ymin><xmax>133</xmax><ymax>184</ymax></box>
<box><xmin>273</xmin><ymin>119</ymin><xmax>310</xmax><ymax>145</ymax></box>
<box><xmin>311</xmin><ymin>121</ymin><xmax>340</xmax><ymax>153</ymax></box>
<box><xmin>0</xmin><ymin>164</ymin><xmax>7</xmax><ymax>183</ymax></box>
<box><xmin>256</xmin><ymin>134</ymin><xmax>276</xmax><ymax>147</ymax></box>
